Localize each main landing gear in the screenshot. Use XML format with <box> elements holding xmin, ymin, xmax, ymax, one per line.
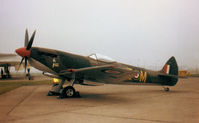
<box><xmin>59</xmin><ymin>86</ymin><xmax>80</xmax><ymax>98</ymax></box>
<box><xmin>163</xmin><ymin>87</ymin><xmax>170</xmax><ymax>92</ymax></box>
<box><xmin>47</xmin><ymin>76</ymin><xmax>80</xmax><ymax>99</ymax></box>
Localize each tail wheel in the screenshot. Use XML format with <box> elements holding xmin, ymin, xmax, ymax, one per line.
<box><xmin>63</xmin><ymin>86</ymin><xmax>75</xmax><ymax>98</ymax></box>
<box><xmin>164</xmin><ymin>87</ymin><xmax>170</xmax><ymax>92</ymax></box>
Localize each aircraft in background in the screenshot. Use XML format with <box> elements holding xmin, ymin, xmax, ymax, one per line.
<box><xmin>0</xmin><ymin>55</ymin><xmax>31</xmax><ymax>80</ymax></box>
<box><xmin>0</xmin><ymin>53</ymin><xmax>20</xmax><ymax>79</ymax></box>
<box><xmin>15</xmin><ymin>29</ymin><xmax>178</xmax><ymax>98</ymax></box>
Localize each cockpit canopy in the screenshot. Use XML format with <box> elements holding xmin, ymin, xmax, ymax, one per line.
<box><xmin>88</xmin><ymin>53</ymin><xmax>115</xmax><ymax>63</ymax></box>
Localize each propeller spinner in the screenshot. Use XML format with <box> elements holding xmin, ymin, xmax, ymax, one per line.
<box><xmin>15</xmin><ymin>29</ymin><xmax>36</xmax><ymax>73</ymax></box>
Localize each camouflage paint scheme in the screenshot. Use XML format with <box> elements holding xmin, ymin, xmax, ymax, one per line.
<box><xmin>15</xmin><ymin>30</ymin><xmax>179</xmax><ymax>98</ymax></box>
<box><xmin>29</xmin><ymin>47</ymin><xmax>178</xmax><ymax>86</ymax></box>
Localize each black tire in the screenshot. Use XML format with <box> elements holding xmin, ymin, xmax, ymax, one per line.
<box><xmin>28</xmin><ymin>75</ymin><xmax>31</xmax><ymax>80</ymax></box>
<box><xmin>62</xmin><ymin>86</ymin><xmax>75</xmax><ymax>98</ymax></box>
<box><xmin>164</xmin><ymin>87</ymin><xmax>170</xmax><ymax>92</ymax></box>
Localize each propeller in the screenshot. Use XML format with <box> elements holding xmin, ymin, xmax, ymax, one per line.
<box><xmin>16</xmin><ymin>29</ymin><xmax>36</xmax><ymax>73</ymax></box>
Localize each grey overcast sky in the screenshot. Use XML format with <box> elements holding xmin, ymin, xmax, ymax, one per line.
<box><xmin>0</xmin><ymin>0</ymin><xmax>199</xmax><ymax>70</ymax></box>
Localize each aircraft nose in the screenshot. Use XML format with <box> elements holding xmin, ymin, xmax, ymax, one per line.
<box><xmin>15</xmin><ymin>47</ymin><xmax>31</xmax><ymax>57</ymax></box>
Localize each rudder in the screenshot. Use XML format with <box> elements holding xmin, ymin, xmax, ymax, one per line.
<box><xmin>162</xmin><ymin>56</ymin><xmax>178</xmax><ymax>76</ymax></box>
<box><xmin>159</xmin><ymin>56</ymin><xmax>178</xmax><ymax>86</ymax></box>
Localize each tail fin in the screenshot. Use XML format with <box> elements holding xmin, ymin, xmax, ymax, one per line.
<box><xmin>159</xmin><ymin>56</ymin><xmax>178</xmax><ymax>86</ymax></box>
<box><xmin>162</xmin><ymin>56</ymin><xmax>178</xmax><ymax>76</ymax></box>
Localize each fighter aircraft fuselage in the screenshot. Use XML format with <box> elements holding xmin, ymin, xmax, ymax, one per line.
<box><xmin>28</xmin><ymin>47</ymin><xmax>178</xmax><ymax>86</ymax></box>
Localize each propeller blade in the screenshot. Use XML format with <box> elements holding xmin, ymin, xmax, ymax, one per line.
<box><xmin>17</xmin><ymin>57</ymin><xmax>24</xmax><ymax>71</ymax></box>
<box><xmin>26</xmin><ymin>30</ymin><xmax>36</xmax><ymax>50</ymax></box>
<box><xmin>24</xmin><ymin>29</ymin><xmax>29</xmax><ymax>47</ymax></box>
<box><xmin>24</xmin><ymin>57</ymin><xmax>27</xmax><ymax>73</ymax></box>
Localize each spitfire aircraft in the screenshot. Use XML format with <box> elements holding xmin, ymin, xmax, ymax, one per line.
<box><xmin>15</xmin><ymin>29</ymin><xmax>178</xmax><ymax>98</ymax></box>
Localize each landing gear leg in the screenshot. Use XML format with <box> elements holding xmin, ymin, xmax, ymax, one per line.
<box><xmin>59</xmin><ymin>75</ymin><xmax>81</xmax><ymax>99</ymax></box>
<box><xmin>163</xmin><ymin>87</ymin><xmax>170</xmax><ymax>92</ymax></box>
<box><xmin>59</xmin><ymin>86</ymin><xmax>80</xmax><ymax>98</ymax></box>
<box><xmin>47</xmin><ymin>73</ymin><xmax>80</xmax><ymax>98</ymax></box>
<box><xmin>27</xmin><ymin>68</ymin><xmax>31</xmax><ymax>80</ymax></box>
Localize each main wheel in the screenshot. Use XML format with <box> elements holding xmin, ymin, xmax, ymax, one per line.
<box><xmin>62</xmin><ymin>86</ymin><xmax>75</xmax><ymax>98</ymax></box>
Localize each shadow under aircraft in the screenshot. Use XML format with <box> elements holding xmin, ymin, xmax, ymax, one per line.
<box><xmin>15</xmin><ymin>29</ymin><xmax>178</xmax><ymax>98</ymax></box>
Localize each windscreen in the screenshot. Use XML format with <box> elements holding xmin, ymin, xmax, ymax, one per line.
<box><xmin>88</xmin><ymin>53</ymin><xmax>115</xmax><ymax>63</ymax></box>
